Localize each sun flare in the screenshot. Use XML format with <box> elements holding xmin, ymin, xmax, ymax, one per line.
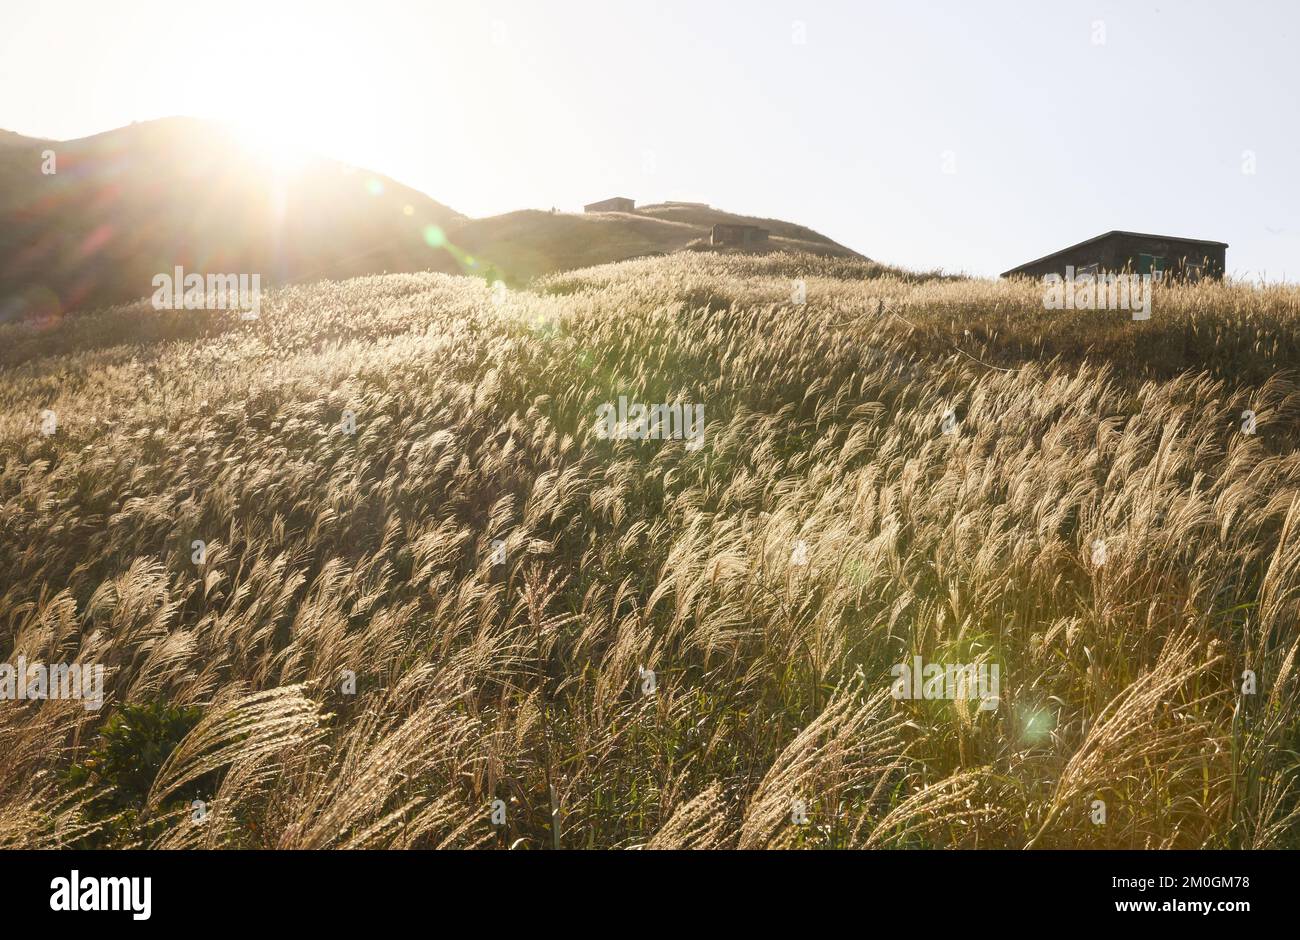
<box><xmin>231</xmin><ymin>118</ymin><xmax>313</xmax><ymax>176</ymax></box>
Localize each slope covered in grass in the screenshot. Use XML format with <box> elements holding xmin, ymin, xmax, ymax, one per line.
<box><xmin>1</xmin><ymin>252</ymin><xmax>1299</xmax><ymax>848</ymax></box>
<box><xmin>0</xmin><ymin>117</ymin><xmax>864</xmax><ymax>317</ymax></box>
<box><xmin>634</xmin><ymin>201</ymin><xmax>857</xmax><ymax>252</ymax></box>
<box><xmin>449</xmin><ymin>204</ymin><xmax>862</xmax><ymax>284</ymax></box>
<box><xmin>0</xmin><ymin>117</ymin><xmax>465</xmax><ymax>320</ymax></box>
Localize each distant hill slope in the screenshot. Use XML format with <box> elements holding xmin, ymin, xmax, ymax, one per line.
<box><xmin>636</xmin><ymin>202</ymin><xmax>857</xmax><ymax>252</ymax></box>
<box><xmin>0</xmin><ymin>117</ymin><xmax>465</xmax><ymax>318</ymax></box>
<box><xmin>0</xmin><ymin>116</ymin><xmax>864</xmax><ymax>317</ymax></box>
<box><xmin>449</xmin><ymin>203</ymin><xmax>863</xmax><ymax>284</ymax></box>
<box><xmin>0</xmin><ymin>130</ymin><xmax>53</xmax><ymax>150</ymax></box>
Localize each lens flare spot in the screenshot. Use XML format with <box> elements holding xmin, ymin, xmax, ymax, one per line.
<box><xmin>423</xmin><ymin>225</ymin><xmax>447</xmax><ymax>248</ymax></box>
<box><xmin>1018</xmin><ymin>705</ymin><xmax>1056</xmax><ymax>746</ymax></box>
<box><xmin>365</xmin><ymin>178</ymin><xmax>384</xmax><ymax>196</ymax></box>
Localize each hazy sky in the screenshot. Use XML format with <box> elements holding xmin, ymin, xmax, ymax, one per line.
<box><xmin>2</xmin><ymin>0</ymin><xmax>1296</xmax><ymax>279</ymax></box>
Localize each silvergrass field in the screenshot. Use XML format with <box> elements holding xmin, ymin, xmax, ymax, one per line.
<box><xmin>2</xmin><ymin>251</ymin><xmax>1299</xmax><ymax>849</ymax></box>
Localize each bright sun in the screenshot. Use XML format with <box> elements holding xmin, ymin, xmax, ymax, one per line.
<box><xmin>184</xmin><ymin>9</ymin><xmax>354</xmax><ymax>175</ymax></box>
<box><xmin>232</xmin><ymin>117</ymin><xmax>313</xmax><ymax>176</ymax></box>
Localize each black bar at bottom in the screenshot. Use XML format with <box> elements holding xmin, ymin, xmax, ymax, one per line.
<box><xmin>0</xmin><ymin>849</ymin><xmax>1278</xmax><ymax>926</ymax></box>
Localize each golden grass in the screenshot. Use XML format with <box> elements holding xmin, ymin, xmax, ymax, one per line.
<box><xmin>1</xmin><ymin>252</ymin><xmax>1299</xmax><ymax>848</ymax></box>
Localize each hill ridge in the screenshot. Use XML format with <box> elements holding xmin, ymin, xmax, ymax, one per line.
<box><xmin>0</xmin><ymin>116</ymin><xmax>862</xmax><ymax>316</ymax></box>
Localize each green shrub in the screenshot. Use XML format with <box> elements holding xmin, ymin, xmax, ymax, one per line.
<box><xmin>62</xmin><ymin>700</ymin><xmax>209</xmax><ymax>848</ymax></box>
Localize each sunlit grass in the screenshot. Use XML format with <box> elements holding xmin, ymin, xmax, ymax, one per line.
<box><xmin>1</xmin><ymin>252</ymin><xmax>1298</xmax><ymax>849</ymax></box>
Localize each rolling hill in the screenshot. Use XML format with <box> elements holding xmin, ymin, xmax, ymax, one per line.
<box><xmin>0</xmin><ymin>130</ymin><xmax>53</xmax><ymax>150</ymax></box>
<box><xmin>0</xmin><ymin>117</ymin><xmax>465</xmax><ymax>320</ymax></box>
<box><xmin>450</xmin><ymin>202</ymin><xmax>862</xmax><ymax>284</ymax></box>
<box><xmin>0</xmin><ymin>118</ymin><xmax>864</xmax><ymax>317</ymax></box>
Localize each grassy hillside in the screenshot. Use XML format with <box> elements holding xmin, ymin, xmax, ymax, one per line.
<box><xmin>2</xmin><ymin>252</ymin><xmax>1299</xmax><ymax>848</ymax></box>
<box><xmin>449</xmin><ymin>204</ymin><xmax>862</xmax><ymax>284</ymax></box>
<box><xmin>635</xmin><ymin>202</ymin><xmax>858</xmax><ymax>251</ymax></box>
<box><xmin>0</xmin><ymin>130</ymin><xmax>53</xmax><ymax>150</ymax></box>
<box><xmin>0</xmin><ymin>117</ymin><xmax>465</xmax><ymax>320</ymax></box>
<box><xmin>0</xmin><ymin>117</ymin><xmax>863</xmax><ymax>315</ymax></box>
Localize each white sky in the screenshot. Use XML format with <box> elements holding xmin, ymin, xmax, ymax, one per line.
<box><xmin>2</xmin><ymin>0</ymin><xmax>1296</xmax><ymax>279</ymax></box>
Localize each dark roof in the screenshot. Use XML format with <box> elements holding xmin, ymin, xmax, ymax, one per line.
<box><xmin>1001</xmin><ymin>230</ymin><xmax>1229</xmax><ymax>277</ymax></box>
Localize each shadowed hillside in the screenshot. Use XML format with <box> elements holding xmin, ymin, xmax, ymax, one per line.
<box><xmin>450</xmin><ymin>203</ymin><xmax>863</xmax><ymax>284</ymax></box>
<box><xmin>636</xmin><ymin>202</ymin><xmax>858</xmax><ymax>251</ymax></box>
<box><xmin>0</xmin><ymin>117</ymin><xmax>465</xmax><ymax>320</ymax></box>
<box><xmin>0</xmin><ymin>118</ymin><xmax>866</xmax><ymax>316</ymax></box>
<box><xmin>0</xmin><ymin>130</ymin><xmax>52</xmax><ymax>150</ymax></box>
